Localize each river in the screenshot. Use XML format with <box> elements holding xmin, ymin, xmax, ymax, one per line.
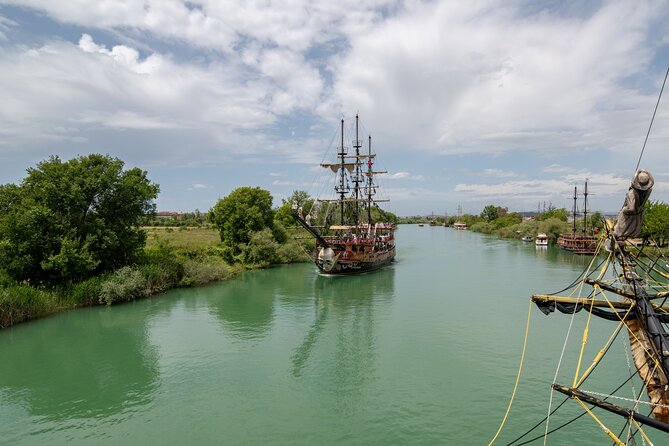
<box><xmin>0</xmin><ymin>225</ymin><xmax>645</xmax><ymax>445</ymax></box>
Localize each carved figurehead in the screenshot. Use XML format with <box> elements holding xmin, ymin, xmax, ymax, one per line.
<box><xmin>318</xmin><ymin>247</ymin><xmax>338</xmax><ymax>272</ymax></box>
<box><xmin>613</xmin><ymin>169</ymin><xmax>654</xmax><ymax>240</ymax></box>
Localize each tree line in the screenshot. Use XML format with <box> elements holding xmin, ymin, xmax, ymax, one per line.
<box><xmin>0</xmin><ymin>154</ymin><xmax>320</xmax><ymax>327</ymax></box>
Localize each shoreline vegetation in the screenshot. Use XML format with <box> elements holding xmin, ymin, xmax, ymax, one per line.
<box><xmin>0</xmin><ymin>226</ymin><xmax>313</xmax><ymax>329</ymax></box>
<box><xmin>0</xmin><ymin>155</ymin><xmax>317</xmax><ymax>329</ymax></box>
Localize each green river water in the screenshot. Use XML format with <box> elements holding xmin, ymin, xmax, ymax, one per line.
<box><xmin>0</xmin><ymin>225</ymin><xmax>654</xmax><ymax>445</ymax></box>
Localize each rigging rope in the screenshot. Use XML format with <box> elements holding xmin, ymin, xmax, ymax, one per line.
<box><xmin>635</xmin><ymin>65</ymin><xmax>669</xmax><ymax>173</ymax></box>
<box><xmin>506</xmin><ymin>327</ymin><xmax>629</xmax><ymax>446</ymax></box>
<box><xmin>543</xmin><ymin>246</ymin><xmax>610</xmax><ymax>444</ymax></box>
<box><xmin>487</xmin><ymin>300</ymin><xmax>533</xmax><ymax>446</ymax></box>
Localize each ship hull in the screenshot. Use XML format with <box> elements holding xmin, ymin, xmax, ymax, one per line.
<box><xmin>557</xmin><ymin>233</ymin><xmax>599</xmax><ymax>254</ymax></box>
<box><xmin>315</xmin><ymin>246</ymin><xmax>395</xmax><ymax>275</ymax></box>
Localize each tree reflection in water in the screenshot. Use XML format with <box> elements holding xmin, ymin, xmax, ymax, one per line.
<box><xmin>0</xmin><ymin>305</ymin><xmax>159</xmax><ymax>422</ymax></box>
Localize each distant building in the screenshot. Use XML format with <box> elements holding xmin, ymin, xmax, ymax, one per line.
<box><xmin>156</xmin><ymin>211</ymin><xmax>182</xmax><ymax>220</ymax></box>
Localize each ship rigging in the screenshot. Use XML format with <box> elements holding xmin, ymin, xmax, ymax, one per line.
<box><xmin>292</xmin><ymin>114</ymin><xmax>396</xmax><ymax>275</ymax></box>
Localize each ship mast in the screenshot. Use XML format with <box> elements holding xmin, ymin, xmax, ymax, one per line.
<box><xmin>571</xmin><ymin>185</ymin><xmax>578</xmax><ymax>235</ymax></box>
<box><xmin>353</xmin><ymin>114</ymin><xmax>362</xmax><ymax>226</ymax></box>
<box><xmin>367</xmin><ymin>135</ymin><xmax>373</xmax><ymax>224</ymax></box>
<box><xmin>582</xmin><ymin>180</ymin><xmax>589</xmax><ymax>236</ymax></box>
<box><xmin>337</xmin><ymin>119</ymin><xmax>346</xmax><ymax>225</ymax></box>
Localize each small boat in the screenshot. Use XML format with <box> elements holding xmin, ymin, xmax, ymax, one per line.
<box><xmin>292</xmin><ymin>114</ymin><xmax>396</xmax><ymax>275</ymax></box>
<box><xmin>535</xmin><ymin>233</ymin><xmax>548</xmax><ymax>246</ymax></box>
<box><xmin>418</xmin><ymin>223</ymin><xmax>424</xmax><ymax>227</ymax></box>
<box><xmin>521</xmin><ymin>235</ymin><xmax>533</xmax><ymax>242</ymax></box>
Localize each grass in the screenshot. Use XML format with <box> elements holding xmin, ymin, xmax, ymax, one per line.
<box><xmin>144</xmin><ymin>226</ymin><xmax>220</xmax><ymax>250</ymax></box>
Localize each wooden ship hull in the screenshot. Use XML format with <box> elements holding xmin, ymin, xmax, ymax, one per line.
<box><xmin>315</xmin><ymin>243</ymin><xmax>395</xmax><ymax>275</ymax></box>
<box><xmin>557</xmin><ymin>233</ymin><xmax>599</xmax><ymax>254</ymax></box>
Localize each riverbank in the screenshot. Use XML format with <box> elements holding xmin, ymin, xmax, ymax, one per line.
<box><xmin>0</xmin><ymin>227</ymin><xmax>311</xmax><ymax>329</ymax></box>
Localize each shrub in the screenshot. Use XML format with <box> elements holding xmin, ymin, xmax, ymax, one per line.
<box><xmin>276</xmin><ymin>239</ymin><xmax>311</xmax><ymax>263</ymax></box>
<box><xmin>241</xmin><ymin>229</ymin><xmax>280</xmax><ymax>266</ymax></box>
<box><xmin>0</xmin><ymin>285</ymin><xmax>55</xmax><ymax>328</ymax></box>
<box><xmin>538</xmin><ymin>218</ymin><xmax>569</xmax><ymax>244</ymax></box>
<box><xmin>63</xmin><ymin>275</ymin><xmax>105</xmax><ymax>306</ymax></box>
<box><xmin>143</xmin><ymin>241</ymin><xmax>185</xmax><ymax>285</ymax></box>
<box><xmin>99</xmin><ymin>266</ymin><xmax>146</xmax><ymax>305</ymax></box>
<box><xmin>470</xmin><ymin>222</ymin><xmax>494</xmax><ymax>234</ymax></box>
<box><xmin>179</xmin><ymin>257</ymin><xmax>233</xmax><ymax>287</ymax></box>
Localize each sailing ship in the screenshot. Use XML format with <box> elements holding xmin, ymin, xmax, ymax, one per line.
<box><xmin>557</xmin><ymin>180</ymin><xmax>599</xmax><ymax>254</ymax></box>
<box><xmin>453</xmin><ymin>205</ymin><xmax>467</xmax><ymax>230</ymax></box>
<box><xmin>500</xmin><ymin>169</ymin><xmax>669</xmax><ymax>445</ymax></box>
<box><xmin>292</xmin><ymin>115</ymin><xmax>396</xmax><ymax>275</ymax></box>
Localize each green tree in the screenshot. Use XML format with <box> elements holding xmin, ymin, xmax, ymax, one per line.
<box><xmin>481</xmin><ymin>205</ymin><xmax>499</xmax><ymax>222</ymax></box>
<box><xmin>274</xmin><ymin>190</ymin><xmax>314</xmax><ymax>227</ymax></box>
<box><xmin>538</xmin><ymin>218</ymin><xmax>568</xmax><ymax>244</ymax></box>
<box><xmin>536</xmin><ymin>207</ymin><xmax>569</xmax><ymax>222</ymax></box>
<box><xmin>642</xmin><ymin>200</ymin><xmax>669</xmax><ymax>246</ymax></box>
<box><xmin>0</xmin><ymin>155</ymin><xmax>159</xmax><ymax>284</ymax></box>
<box><xmin>208</xmin><ymin>187</ymin><xmax>274</xmax><ymax>250</ymax></box>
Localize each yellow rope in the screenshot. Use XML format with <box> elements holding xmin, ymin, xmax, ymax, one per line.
<box><xmin>630</xmin><ymin>418</ymin><xmax>655</xmax><ymax>446</ymax></box>
<box><xmin>574</xmin><ymin>397</ymin><xmax>626</xmax><ymax>445</ymax></box>
<box><xmin>572</xmin><ymin>251</ymin><xmax>612</xmax><ymax>387</ymax></box>
<box><xmin>487</xmin><ymin>299</ymin><xmax>533</xmax><ymax>446</ymax></box>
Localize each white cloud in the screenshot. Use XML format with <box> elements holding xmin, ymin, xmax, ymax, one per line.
<box><xmin>331</xmin><ymin>0</ymin><xmax>669</xmax><ymax>159</ymax></box>
<box><xmin>386</xmin><ymin>171</ymin><xmax>424</xmax><ymax>180</ymax></box>
<box><xmin>0</xmin><ymin>15</ymin><xmax>16</xmax><ymax>41</ymax></box>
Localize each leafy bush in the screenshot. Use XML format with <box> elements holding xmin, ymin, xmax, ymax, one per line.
<box><xmin>180</xmin><ymin>257</ymin><xmax>234</xmax><ymax>287</ymax></box>
<box><xmin>276</xmin><ymin>239</ymin><xmax>311</xmax><ymax>263</ymax></box>
<box><xmin>142</xmin><ymin>241</ymin><xmax>184</xmax><ymax>286</ymax></box>
<box><xmin>538</xmin><ymin>218</ymin><xmax>569</xmax><ymax>244</ymax></box>
<box><xmin>63</xmin><ymin>275</ymin><xmax>105</xmax><ymax>306</ymax></box>
<box><xmin>99</xmin><ymin>267</ymin><xmax>146</xmax><ymax>305</ymax></box>
<box><xmin>241</xmin><ymin>229</ymin><xmax>280</xmax><ymax>266</ymax></box>
<box><xmin>470</xmin><ymin>222</ymin><xmax>494</xmax><ymax>234</ymax></box>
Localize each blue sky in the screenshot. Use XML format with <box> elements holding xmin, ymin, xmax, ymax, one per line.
<box><xmin>1</xmin><ymin>0</ymin><xmax>668</xmax><ymax>216</ymax></box>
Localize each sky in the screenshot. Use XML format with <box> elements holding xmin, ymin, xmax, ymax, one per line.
<box><xmin>1</xmin><ymin>0</ymin><xmax>669</xmax><ymax>216</ymax></box>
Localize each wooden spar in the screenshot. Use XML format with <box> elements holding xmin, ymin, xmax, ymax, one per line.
<box><xmin>532</xmin><ymin>294</ymin><xmax>638</xmax><ymax>310</ymax></box>
<box><xmin>552</xmin><ymin>384</ymin><xmax>669</xmax><ymax>434</ymax></box>
<box><xmin>583</xmin><ymin>279</ymin><xmax>636</xmax><ymax>299</ymax></box>
<box><xmin>317</xmin><ymin>198</ymin><xmax>390</xmax><ymax>203</ymax></box>
<box><xmin>584</xmin><ymin>278</ymin><xmax>669</xmax><ymax>300</ymax></box>
<box><xmin>618</xmin><ymin>250</ymin><xmax>669</xmax><ymax>423</ymax></box>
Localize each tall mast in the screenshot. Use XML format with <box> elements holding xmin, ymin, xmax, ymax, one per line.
<box><xmin>338</xmin><ymin>118</ymin><xmax>346</xmax><ymax>225</ymax></box>
<box><xmin>583</xmin><ymin>180</ymin><xmax>589</xmax><ymax>235</ymax></box>
<box><xmin>353</xmin><ymin>114</ymin><xmax>362</xmax><ymax>226</ymax></box>
<box><xmin>367</xmin><ymin>135</ymin><xmax>373</xmax><ymax>224</ymax></box>
<box><xmin>572</xmin><ymin>185</ymin><xmax>577</xmax><ymax>235</ymax></box>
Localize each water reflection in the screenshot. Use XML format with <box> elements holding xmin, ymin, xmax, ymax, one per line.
<box><xmin>0</xmin><ymin>306</ymin><xmax>158</xmax><ymax>422</ymax></box>
<box><xmin>206</xmin><ymin>269</ymin><xmax>277</xmax><ymax>340</ymax></box>
<box><xmin>291</xmin><ymin>266</ymin><xmax>395</xmax><ymax>379</ymax></box>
